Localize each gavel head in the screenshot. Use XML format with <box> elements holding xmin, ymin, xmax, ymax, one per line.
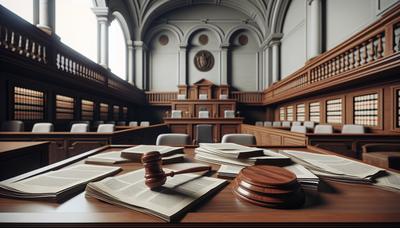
<box><xmin>141</xmin><ymin>151</ymin><xmax>166</xmax><ymax>189</ymax></box>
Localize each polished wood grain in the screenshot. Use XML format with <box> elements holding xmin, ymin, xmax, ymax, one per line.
<box><xmin>241</xmin><ymin>124</ymin><xmax>306</xmax><ymax>146</ymax></box>
<box><xmin>0</xmin><ymin>145</ymin><xmax>399</xmax><ymax>227</ymax></box>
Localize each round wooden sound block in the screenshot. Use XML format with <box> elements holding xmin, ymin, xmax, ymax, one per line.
<box><xmin>233</xmin><ymin>165</ymin><xmax>305</xmax><ymax>208</ymax></box>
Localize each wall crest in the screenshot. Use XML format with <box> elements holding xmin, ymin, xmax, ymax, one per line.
<box><xmin>194</xmin><ymin>50</ymin><xmax>214</xmax><ymax>72</ymax></box>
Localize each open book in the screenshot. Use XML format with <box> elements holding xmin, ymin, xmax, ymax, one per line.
<box><xmin>85</xmin><ymin>151</ymin><xmax>185</xmax><ymax>165</ymax></box>
<box><xmin>120</xmin><ymin>145</ymin><xmax>184</xmax><ymax>161</ymax></box>
<box><xmin>198</xmin><ymin>143</ymin><xmax>264</xmax><ymax>159</ymax></box>
<box><xmin>0</xmin><ymin>164</ymin><xmax>121</xmax><ymax>202</ymax></box>
<box><xmin>85</xmin><ymin>168</ymin><xmax>227</xmax><ymax>222</ymax></box>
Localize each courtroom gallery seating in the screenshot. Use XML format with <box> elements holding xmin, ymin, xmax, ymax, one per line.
<box><xmin>362</xmin><ymin>143</ymin><xmax>400</xmax><ymax>170</ymax></box>
<box><xmin>255</xmin><ymin>121</ymin><xmax>263</xmax><ymax>126</ymax></box>
<box><xmin>221</xmin><ymin>134</ymin><xmax>256</xmax><ymax>145</ymax></box>
<box><xmin>32</xmin><ymin>123</ymin><xmax>54</xmax><ymax>133</ymax></box>
<box><xmin>342</xmin><ymin>124</ymin><xmax>365</xmax><ymax>134</ymax></box>
<box><xmin>282</xmin><ymin>121</ymin><xmax>291</xmax><ymax>127</ymax></box>
<box><xmin>129</xmin><ymin>121</ymin><xmax>138</xmax><ymax>127</ymax></box>
<box><xmin>116</xmin><ymin>121</ymin><xmax>126</xmax><ymax>126</ymax></box>
<box><xmin>199</xmin><ymin>94</ymin><xmax>208</xmax><ymax>100</ymax></box>
<box><xmin>171</xmin><ymin>110</ymin><xmax>182</xmax><ymax>118</ymax></box>
<box><xmin>97</xmin><ymin>124</ymin><xmax>115</xmax><ymax>133</ymax></box>
<box><xmin>156</xmin><ymin>133</ymin><xmax>190</xmax><ymax>146</ymax></box>
<box><xmin>219</xmin><ymin>94</ymin><xmax>228</xmax><ymax>99</ymax></box>
<box><xmin>290</xmin><ymin>126</ymin><xmax>307</xmax><ymax>134</ymax></box>
<box><xmin>195</xmin><ymin>124</ymin><xmax>213</xmax><ymax>144</ymax></box>
<box><xmin>198</xmin><ymin>111</ymin><xmax>209</xmax><ymax>118</ymax></box>
<box><xmin>177</xmin><ymin>94</ymin><xmax>186</xmax><ymax>100</ymax></box>
<box><xmin>1</xmin><ymin>120</ymin><xmax>24</xmax><ymax>132</ymax></box>
<box><xmin>224</xmin><ymin>110</ymin><xmax>235</xmax><ymax>118</ymax></box>
<box><xmin>140</xmin><ymin>121</ymin><xmax>150</xmax><ymax>127</ymax></box>
<box><xmin>272</xmin><ymin>121</ymin><xmax>282</xmax><ymax>127</ymax></box>
<box><xmin>70</xmin><ymin>123</ymin><xmax>89</xmax><ymax>133</ymax></box>
<box><xmin>264</xmin><ymin>121</ymin><xmax>272</xmax><ymax>127</ymax></box>
<box><xmin>304</xmin><ymin>121</ymin><xmax>316</xmax><ymax>130</ymax></box>
<box><xmin>292</xmin><ymin>121</ymin><xmax>302</xmax><ymax>126</ymax></box>
<box><xmin>314</xmin><ymin>124</ymin><xmax>334</xmax><ymax>134</ymax></box>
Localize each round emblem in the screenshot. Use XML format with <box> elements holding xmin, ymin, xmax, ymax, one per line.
<box><xmin>194</xmin><ymin>50</ymin><xmax>214</xmax><ymax>72</ymax></box>
<box><xmin>238</xmin><ymin>35</ymin><xmax>248</xmax><ymax>45</ymax></box>
<box><xmin>199</xmin><ymin>34</ymin><xmax>208</xmax><ymax>45</ymax></box>
<box><xmin>159</xmin><ymin>35</ymin><xmax>169</xmax><ymax>46</ymax></box>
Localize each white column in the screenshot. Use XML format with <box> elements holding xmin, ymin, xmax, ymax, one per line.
<box><xmin>127</xmin><ymin>41</ymin><xmax>134</xmax><ymax>85</ymax></box>
<box><xmin>271</xmin><ymin>40</ymin><xmax>281</xmax><ymax>83</ymax></box>
<box><xmin>134</xmin><ymin>41</ymin><xmax>144</xmax><ymax>89</ymax></box>
<box><xmin>263</xmin><ymin>46</ymin><xmax>271</xmax><ymax>88</ymax></box>
<box><xmin>308</xmin><ymin>0</ymin><xmax>322</xmax><ymax>59</ymax></box>
<box><xmin>92</xmin><ymin>7</ymin><xmax>109</xmax><ymax>68</ymax></box>
<box><xmin>220</xmin><ymin>45</ymin><xmax>229</xmax><ymax>85</ymax></box>
<box><xmin>37</xmin><ymin>0</ymin><xmax>54</xmax><ymax>34</ymax></box>
<box><xmin>178</xmin><ymin>46</ymin><xmax>187</xmax><ymax>85</ymax></box>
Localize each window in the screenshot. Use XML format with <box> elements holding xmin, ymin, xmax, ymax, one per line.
<box><xmin>0</xmin><ymin>0</ymin><xmax>33</xmax><ymax>23</ymax></box>
<box><xmin>309</xmin><ymin>102</ymin><xmax>320</xmax><ymax>122</ymax></box>
<box><xmin>326</xmin><ymin>98</ymin><xmax>342</xmax><ymax>124</ymax></box>
<box><xmin>109</xmin><ymin>19</ymin><xmax>126</xmax><ymax>79</ymax></box>
<box><xmin>56</xmin><ymin>95</ymin><xmax>74</xmax><ymax>120</ymax></box>
<box><xmin>81</xmin><ymin>99</ymin><xmax>94</xmax><ymax>120</ymax></box>
<box><xmin>353</xmin><ymin>93</ymin><xmax>378</xmax><ymax>126</ymax></box>
<box><xmin>14</xmin><ymin>86</ymin><xmax>44</xmax><ymax>120</ymax></box>
<box><xmin>279</xmin><ymin>107</ymin><xmax>285</xmax><ymax>121</ymax></box>
<box><xmin>296</xmin><ymin>104</ymin><xmax>305</xmax><ymax>121</ymax></box>
<box><xmin>113</xmin><ymin>105</ymin><xmax>120</xmax><ymax>121</ymax></box>
<box><xmin>286</xmin><ymin>106</ymin><xmax>293</xmax><ymax>121</ymax></box>
<box><xmin>100</xmin><ymin>103</ymin><xmax>109</xmax><ymax>120</ymax></box>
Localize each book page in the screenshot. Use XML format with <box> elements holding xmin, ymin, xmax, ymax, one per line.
<box><xmin>85</xmin><ymin>151</ymin><xmax>130</xmax><ymax>164</ymax></box>
<box><xmin>374</xmin><ymin>171</ymin><xmax>400</xmax><ymax>191</ymax></box>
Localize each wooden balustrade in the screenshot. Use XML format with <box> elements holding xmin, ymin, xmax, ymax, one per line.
<box><xmin>145</xmin><ymin>91</ymin><xmax>178</xmax><ymax>105</ymax></box>
<box><xmin>231</xmin><ymin>91</ymin><xmax>263</xmax><ymax>104</ymax></box>
<box><xmin>264</xmin><ymin>4</ymin><xmax>400</xmax><ymax>105</ymax></box>
<box><xmin>0</xmin><ymin>5</ymin><xmax>145</xmax><ymax>105</ymax></box>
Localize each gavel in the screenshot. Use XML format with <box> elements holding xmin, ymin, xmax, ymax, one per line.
<box><xmin>142</xmin><ymin>151</ymin><xmax>211</xmax><ymax>189</ymax></box>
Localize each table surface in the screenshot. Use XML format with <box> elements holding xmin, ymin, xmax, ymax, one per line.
<box><xmin>0</xmin><ymin>145</ymin><xmax>399</xmax><ymax>227</ymax></box>
<box><xmin>0</xmin><ymin>141</ymin><xmax>49</xmax><ymax>154</ymax></box>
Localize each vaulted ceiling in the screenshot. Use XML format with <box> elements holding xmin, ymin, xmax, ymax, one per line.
<box><xmin>96</xmin><ymin>0</ymin><xmax>289</xmax><ymax>42</ymax></box>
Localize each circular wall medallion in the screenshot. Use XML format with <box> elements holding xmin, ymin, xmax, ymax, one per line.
<box><xmin>194</xmin><ymin>50</ymin><xmax>214</xmax><ymax>72</ymax></box>
<box><xmin>238</xmin><ymin>35</ymin><xmax>248</xmax><ymax>46</ymax></box>
<box><xmin>199</xmin><ymin>34</ymin><xmax>209</xmax><ymax>45</ymax></box>
<box><xmin>159</xmin><ymin>35</ymin><xmax>169</xmax><ymax>46</ymax></box>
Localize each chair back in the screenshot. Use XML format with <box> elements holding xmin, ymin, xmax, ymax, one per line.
<box><xmin>97</xmin><ymin>124</ymin><xmax>115</xmax><ymax>133</ymax></box>
<box><xmin>70</xmin><ymin>123</ymin><xmax>89</xmax><ymax>133</ymax></box>
<box><xmin>272</xmin><ymin>121</ymin><xmax>281</xmax><ymax>127</ymax></box>
<box><xmin>292</xmin><ymin>121</ymin><xmax>302</xmax><ymax>126</ymax></box>
<box><xmin>116</xmin><ymin>121</ymin><xmax>126</xmax><ymax>126</ymax></box>
<box><xmin>171</xmin><ymin>110</ymin><xmax>182</xmax><ymax>118</ymax></box>
<box><xmin>263</xmin><ymin>121</ymin><xmax>272</xmax><ymax>127</ymax></box>
<box><xmin>156</xmin><ymin>133</ymin><xmax>190</xmax><ymax>146</ymax></box>
<box><xmin>304</xmin><ymin>121</ymin><xmax>316</xmax><ymax>129</ymax></box>
<box><xmin>32</xmin><ymin>123</ymin><xmax>54</xmax><ymax>133</ymax></box>
<box><xmin>198</xmin><ymin>111</ymin><xmax>209</xmax><ymax>118</ymax></box>
<box><xmin>128</xmin><ymin>121</ymin><xmax>138</xmax><ymax>127</ymax></box>
<box><xmin>221</xmin><ymin>134</ymin><xmax>256</xmax><ymax>145</ymax></box>
<box><xmin>314</xmin><ymin>124</ymin><xmax>333</xmax><ymax>134</ymax></box>
<box><xmin>195</xmin><ymin>124</ymin><xmax>213</xmax><ymax>143</ymax></box>
<box><xmin>342</xmin><ymin>124</ymin><xmax>365</xmax><ymax>134</ymax></box>
<box><xmin>219</xmin><ymin>94</ymin><xmax>228</xmax><ymax>100</ymax></box>
<box><xmin>177</xmin><ymin>94</ymin><xmax>186</xmax><ymax>100</ymax></box>
<box><xmin>255</xmin><ymin>121</ymin><xmax>263</xmax><ymax>126</ymax></box>
<box><xmin>290</xmin><ymin>125</ymin><xmax>307</xmax><ymax>134</ymax></box>
<box><xmin>140</xmin><ymin>121</ymin><xmax>150</xmax><ymax>127</ymax></box>
<box><xmin>224</xmin><ymin>110</ymin><xmax>235</xmax><ymax>118</ymax></box>
<box><xmin>1</xmin><ymin>120</ymin><xmax>24</xmax><ymax>132</ymax></box>
<box><xmin>282</xmin><ymin>121</ymin><xmax>291</xmax><ymax>127</ymax></box>
<box><xmin>199</xmin><ymin>94</ymin><xmax>208</xmax><ymax>100</ymax></box>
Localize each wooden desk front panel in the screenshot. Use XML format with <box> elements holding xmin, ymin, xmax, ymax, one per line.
<box><xmin>171</xmin><ymin>100</ymin><xmax>236</xmax><ymax>118</ymax></box>
<box><xmin>164</xmin><ymin>118</ymin><xmax>243</xmax><ymax>143</ymax></box>
<box><xmin>0</xmin><ymin>145</ymin><xmax>399</xmax><ymax>226</ymax></box>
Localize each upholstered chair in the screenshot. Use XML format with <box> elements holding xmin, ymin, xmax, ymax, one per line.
<box><xmin>32</xmin><ymin>123</ymin><xmax>54</xmax><ymax>133</ymax></box>
<box><xmin>199</xmin><ymin>94</ymin><xmax>208</xmax><ymax>100</ymax></box>
<box><xmin>177</xmin><ymin>94</ymin><xmax>186</xmax><ymax>100</ymax></box>
<box><xmin>272</xmin><ymin>121</ymin><xmax>282</xmax><ymax>127</ymax></box>
<box><xmin>128</xmin><ymin>121</ymin><xmax>138</xmax><ymax>127</ymax></box>
<box><xmin>282</xmin><ymin>121</ymin><xmax>291</xmax><ymax>127</ymax></box>
<box><xmin>171</xmin><ymin>110</ymin><xmax>182</xmax><ymax>118</ymax></box>
<box><xmin>342</xmin><ymin>124</ymin><xmax>365</xmax><ymax>134</ymax></box>
<box><xmin>263</xmin><ymin>121</ymin><xmax>272</xmax><ymax>127</ymax></box>
<box><xmin>198</xmin><ymin>111</ymin><xmax>209</xmax><ymax>118</ymax></box>
<box><xmin>314</xmin><ymin>125</ymin><xmax>334</xmax><ymax>134</ymax></box>
<box><xmin>255</xmin><ymin>121</ymin><xmax>263</xmax><ymax>126</ymax></box>
<box><xmin>221</xmin><ymin>134</ymin><xmax>256</xmax><ymax>145</ymax></box>
<box><xmin>1</xmin><ymin>120</ymin><xmax>24</xmax><ymax>132</ymax></box>
<box><xmin>156</xmin><ymin>133</ymin><xmax>190</xmax><ymax>146</ymax></box>
<box><xmin>303</xmin><ymin>121</ymin><xmax>316</xmax><ymax>129</ymax></box>
<box><xmin>70</xmin><ymin>123</ymin><xmax>89</xmax><ymax>133</ymax></box>
<box><xmin>219</xmin><ymin>94</ymin><xmax>228</xmax><ymax>100</ymax></box>
<box><xmin>292</xmin><ymin>121</ymin><xmax>302</xmax><ymax>126</ymax></box>
<box><xmin>97</xmin><ymin>124</ymin><xmax>115</xmax><ymax>133</ymax></box>
<box><xmin>195</xmin><ymin>124</ymin><xmax>213</xmax><ymax>144</ymax></box>
<box><xmin>290</xmin><ymin>125</ymin><xmax>307</xmax><ymax>134</ymax></box>
<box><xmin>140</xmin><ymin>121</ymin><xmax>150</xmax><ymax>127</ymax></box>
<box><xmin>224</xmin><ymin>110</ymin><xmax>235</xmax><ymax>118</ymax></box>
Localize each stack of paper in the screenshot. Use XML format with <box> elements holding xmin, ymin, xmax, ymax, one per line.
<box><xmin>120</xmin><ymin>145</ymin><xmax>184</xmax><ymax>162</ymax></box>
<box><xmin>85</xmin><ymin>151</ymin><xmax>184</xmax><ymax>165</ymax></box>
<box><xmin>194</xmin><ymin>143</ymin><xmax>291</xmax><ymax>166</ymax></box>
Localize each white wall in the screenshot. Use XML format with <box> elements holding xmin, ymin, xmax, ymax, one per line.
<box><xmin>149</xmin><ymin>30</ymin><xmax>179</xmax><ymax>91</ymax></box>
<box><xmin>280</xmin><ymin>0</ymin><xmax>306</xmax><ymax>78</ymax></box>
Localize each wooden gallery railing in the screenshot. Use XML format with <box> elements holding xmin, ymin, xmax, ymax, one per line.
<box><xmin>264</xmin><ymin>4</ymin><xmax>400</xmax><ymax>104</ymax></box>
<box><xmin>0</xmin><ymin>5</ymin><xmax>145</xmax><ymax>105</ymax></box>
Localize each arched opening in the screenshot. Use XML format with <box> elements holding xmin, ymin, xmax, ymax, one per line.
<box><xmin>109</xmin><ymin>18</ymin><xmax>126</xmax><ymax>80</ymax></box>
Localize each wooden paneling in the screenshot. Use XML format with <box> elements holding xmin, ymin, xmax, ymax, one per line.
<box><xmin>171</xmin><ymin>100</ymin><xmax>236</xmax><ymax>118</ymax></box>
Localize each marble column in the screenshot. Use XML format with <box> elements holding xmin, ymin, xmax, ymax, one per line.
<box><xmin>308</xmin><ymin>0</ymin><xmax>322</xmax><ymax>59</ymax></box>
<box><xmin>271</xmin><ymin>40</ymin><xmax>281</xmax><ymax>83</ymax></box>
<box><xmin>178</xmin><ymin>46</ymin><xmax>187</xmax><ymax>85</ymax></box>
<box><xmin>37</xmin><ymin>0</ymin><xmax>54</xmax><ymax>34</ymax></box>
<box><xmin>134</xmin><ymin>41</ymin><xmax>145</xmax><ymax>89</ymax></box>
<box><xmin>92</xmin><ymin>7</ymin><xmax>109</xmax><ymax>68</ymax></box>
<box><xmin>127</xmin><ymin>41</ymin><xmax>134</xmax><ymax>85</ymax></box>
<box><xmin>263</xmin><ymin>46</ymin><xmax>271</xmax><ymax>88</ymax></box>
<box><xmin>220</xmin><ymin>45</ymin><xmax>229</xmax><ymax>85</ymax></box>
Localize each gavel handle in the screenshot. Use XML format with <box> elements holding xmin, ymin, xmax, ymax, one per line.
<box><xmin>165</xmin><ymin>166</ymin><xmax>211</xmax><ymax>177</ymax></box>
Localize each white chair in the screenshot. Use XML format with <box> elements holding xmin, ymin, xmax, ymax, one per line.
<box><xmin>156</xmin><ymin>133</ymin><xmax>190</xmax><ymax>146</ymax></box>
<box><xmin>290</xmin><ymin>126</ymin><xmax>307</xmax><ymax>134</ymax></box>
<box><xmin>177</xmin><ymin>94</ymin><xmax>186</xmax><ymax>100</ymax></box>
<box><xmin>198</xmin><ymin>111</ymin><xmax>209</xmax><ymax>118</ymax></box>
<box><xmin>304</xmin><ymin>121</ymin><xmax>316</xmax><ymax>129</ymax></box>
<box><xmin>264</xmin><ymin>121</ymin><xmax>272</xmax><ymax>127</ymax></box>
<box><xmin>314</xmin><ymin>125</ymin><xmax>334</xmax><ymax>134</ymax></box>
<box><xmin>224</xmin><ymin>110</ymin><xmax>235</xmax><ymax>118</ymax></box>
<box><xmin>255</xmin><ymin>121</ymin><xmax>263</xmax><ymax>126</ymax></box>
<box><xmin>32</xmin><ymin>123</ymin><xmax>54</xmax><ymax>133</ymax></box>
<box><xmin>342</xmin><ymin>124</ymin><xmax>365</xmax><ymax>134</ymax></box>
<box><xmin>97</xmin><ymin>124</ymin><xmax>115</xmax><ymax>133</ymax></box>
<box><xmin>70</xmin><ymin>123</ymin><xmax>89</xmax><ymax>133</ymax></box>
<box><xmin>219</xmin><ymin>94</ymin><xmax>228</xmax><ymax>100</ymax></box>
<box><xmin>221</xmin><ymin>134</ymin><xmax>256</xmax><ymax>145</ymax></box>
<box><xmin>292</xmin><ymin>121</ymin><xmax>302</xmax><ymax>126</ymax></box>
<box><xmin>128</xmin><ymin>121</ymin><xmax>138</xmax><ymax>127</ymax></box>
<box><xmin>140</xmin><ymin>121</ymin><xmax>150</xmax><ymax>127</ymax></box>
<box><xmin>272</xmin><ymin>121</ymin><xmax>281</xmax><ymax>127</ymax></box>
<box><xmin>1</xmin><ymin>120</ymin><xmax>24</xmax><ymax>132</ymax></box>
<box><xmin>282</xmin><ymin>121</ymin><xmax>291</xmax><ymax>127</ymax></box>
<box><xmin>171</xmin><ymin>110</ymin><xmax>182</xmax><ymax>118</ymax></box>
<box><xmin>199</xmin><ymin>94</ymin><xmax>208</xmax><ymax>100</ymax></box>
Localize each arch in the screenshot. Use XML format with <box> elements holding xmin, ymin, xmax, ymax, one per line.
<box><xmin>144</xmin><ymin>24</ymin><xmax>184</xmax><ymax>47</ymax></box>
<box><xmin>111</xmin><ymin>11</ymin><xmax>132</xmax><ymax>44</ymax></box>
<box><xmin>92</xmin><ymin>0</ymin><xmax>107</xmax><ymax>8</ymax></box>
<box><xmin>182</xmin><ymin>24</ymin><xmax>224</xmax><ymax>47</ymax></box>
<box><xmin>224</xmin><ymin>24</ymin><xmax>263</xmax><ymax>46</ymax></box>
<box><xmin>270</xmin><ymin>0</ymin><xmax>291</xmax><ymax>34</ymax></box>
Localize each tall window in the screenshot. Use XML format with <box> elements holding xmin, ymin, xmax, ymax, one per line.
<box><xmin>0</xmin><ymin>0</ymin><xmax>33</xmax><ymax>23</ymax></box>
<box><xmin>109</xmin><ymin>19</ymin><xmax>126</xmax><ymax>79</ymax></box>
<box><xmin>55</xmin><ymin>0</ymin><xmax>97</xmax><ymax>62</ymax></box>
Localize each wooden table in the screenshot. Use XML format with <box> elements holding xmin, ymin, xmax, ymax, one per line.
<box><xmin>0</xmin><ymin>145</ymin><xmax>399</xmax><ymax>227</ymax></box>
<box><xmin>0</xmin><ymin>141</ymin><xmax>49</xmax><ymax>181</ymax></box>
